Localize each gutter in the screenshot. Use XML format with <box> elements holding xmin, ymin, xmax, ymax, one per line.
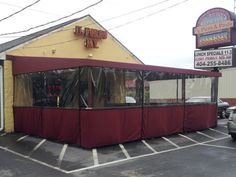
<box><xmin>0</xmin><ymin>65</ymin><xmax>3</xmax><ymax>131</ymax></box>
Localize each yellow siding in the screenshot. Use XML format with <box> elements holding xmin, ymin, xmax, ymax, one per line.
<box><xmin>8</xmin><ymin>16</ymin><xmax>142</xmax><ymax>64</ymax></box>
<box><xmin>3</xmin><ymin>60</ymin><xmax>14</xmax><ymax>132</ymax></box>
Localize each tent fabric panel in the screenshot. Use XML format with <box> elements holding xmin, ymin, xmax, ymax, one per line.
<box><xmin>80</xmin><ymin>109</ymin><xmax>122</xmax><ymax>148</ymax></box>
<box><xmin>184</xmin><ymin>104</ymin><xmax>217</xmax><ymax>131</ymax></box>
<box><xmin>207</xmin><ymin>104</ymin><xmax>217</xmax><ymax>128</ymax></box>
<box><xmin>120</xmin><ymin>108</ymin><xmax>142</xmax><ymax>142</ymax></box>
<box><xmin>13</xmin><ymin>105</ymin><xmax>217</xmax><ymax>148</ymax></box>
<box><xmin>80</xmin><ymin>108</ymin><xmax>142</xmax><ymax>148</ymax></box>
<box><xmin>13</xmin><ymin>107</ymin><xmax>80</xmax><ymax>145</ymax></box>
<box><xmin>41</xmin><ymin>108</ymin><xmax>80</xmax><ymax>144</ymax></box>
<box><xmin>142</xmin><ymin>106</ymin><xmax>184</xmax><ymax>139</ymax></box>
<box><xmin>14</xmin><ymin>107</ymin><xmax>42</xmax><ymax>136</ymax></box>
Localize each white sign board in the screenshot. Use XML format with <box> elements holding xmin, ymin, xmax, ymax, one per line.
<box><xmin>194</xmin><ymin>48</ymin><xmax>233</xmax><ymax>69</ymax></box>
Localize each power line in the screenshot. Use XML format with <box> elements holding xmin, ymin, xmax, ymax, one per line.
<box><xmin>0</xmin><ymin>0</ymin><xmax>173</xmax><ymax>39</ymax></box>
<box><xmin>0</xmin><ymin>1</ymin><xmax>60</xmax><ymax>17</ymax></box>
<box><xmin>41</xmin><ymin>0</ymin><xmax>175</xmax><ymax>33</ymax></box>
<box><xmin>23</xmin><ymin>0</ymin><xmax>191</xmax><ymax>49</ymax></box>
<box><xmin>0</xmin><ymin>0</ymin><xmax>41</xmax><ymax>23</ymax></box>
<box><xmin>0</xmin><ymin>0</ymin><xmax>103</xmax><ymax>36</ymax></box>
<box><xmin>0</xmin><ymin>0</ymin><xmax>178</xmax><ymax>38</ymax></box>
<box><xmin>73</xmin><ymin>0</ymin><xmax>188</xmax><ymax>29</ymax></box>
<box><xmin>109</xmin><ymin>0</ymin><xmax>190</xmax><ymax>31</ymax></box>
<box><xmin>100</xmin><ymin>0</ymin><xmax>172</xmax><ymax>23</ymax></box>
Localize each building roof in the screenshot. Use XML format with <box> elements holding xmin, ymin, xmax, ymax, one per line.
<box><xmin>0</xmin><ymin>15</ymin><xmax>143</xmax><ymax>64</ymax></box>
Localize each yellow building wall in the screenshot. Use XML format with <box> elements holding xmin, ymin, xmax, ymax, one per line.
<box><xmin>4</xmin><ymin>16</ymin><xmax>142</xmax><ymax>132</ymax></box>
<box><xmin>8</xmin><ymin>16</ymin><xmax>142</xmax><ymax>64</ymax></box>
<box><xmin>4</xmin><ymin>60</ymin><xmax>14</xmax><ymax>132</ymax></box>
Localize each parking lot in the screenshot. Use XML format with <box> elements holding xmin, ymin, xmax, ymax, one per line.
<box><xmin>1</xmin><ymin>119</ymin><xmax>236</xmax><ymax>177</ymax></box>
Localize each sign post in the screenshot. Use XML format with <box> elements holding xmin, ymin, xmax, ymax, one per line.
<box><xmin>193</xmin><ymin>8</ymin><xmax>236</xmax><ymax>70</ymax></box>
<box><xmin>193</xmin><ymin>7</ymin><xmax>236</xmax><ymax>104</ymax></box>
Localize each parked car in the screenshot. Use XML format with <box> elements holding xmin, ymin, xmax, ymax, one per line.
<box><xmin>227</xmin><ymin>110</ymin><xmax>236</xmax><ymax>140</ymax></box>
<box><xmin>217</xmin><ymin>98</ymin><xmax>229</xmax><ymax>119</ymax></box>
<box><xmin>226</xmin><ymin>106</ymin><xmax>236</xmax><ymax>118</ymax></box>
<box><xmin>186</xmin><ymin>96</ymin><xmax>229</xmax><ymax>119</ymax></box>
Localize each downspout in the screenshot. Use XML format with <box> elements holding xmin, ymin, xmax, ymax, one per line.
<box><xmin>0</xmin><ymin>65</ymin><xmax>3</xmax><ymax>131</ymax></box>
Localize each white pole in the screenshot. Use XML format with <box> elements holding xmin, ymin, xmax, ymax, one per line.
<box><xmin>234</xmin><ymin>0</ymin><xmax>236</xmax><ymax>13</ymax></box>
<box><xmin>0</xmin><ymin>65</ymin><xmax>3</xmax><ymax>131</ymax></box>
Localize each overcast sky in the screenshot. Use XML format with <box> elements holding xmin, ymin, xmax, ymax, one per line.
<box><xmin>0</xmin><ymin>0</ymin><xmax>234</xmax><ymax>68</ymax></box>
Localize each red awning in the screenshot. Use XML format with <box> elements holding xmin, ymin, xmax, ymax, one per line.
<box><xmin>8</xmin><ymin>55</ymin><xmax>221</xmax><ymax>77</ymax></box>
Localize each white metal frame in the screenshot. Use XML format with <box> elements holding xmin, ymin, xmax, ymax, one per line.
<box><xmin>0</xmin><ymin>65</ymin><xmax>3</xmax><ymax>131</ymax></box>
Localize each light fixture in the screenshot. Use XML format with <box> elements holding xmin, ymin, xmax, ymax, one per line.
<box><xmin>51</xmin><ymin>49</ymin><xmax>56</xmax><ymax>54</ymax></box>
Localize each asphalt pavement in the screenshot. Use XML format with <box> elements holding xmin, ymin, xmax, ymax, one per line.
<box><xmin>1</xmin><ymin>119</ymin><xmax>236</xmax><ymax>177</ymax></box>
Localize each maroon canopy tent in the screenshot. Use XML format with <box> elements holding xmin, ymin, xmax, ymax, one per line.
<box><xmin>10</xmin><ymin>55</ymin><xmax>221</xmax><ymax>148</ymax></box>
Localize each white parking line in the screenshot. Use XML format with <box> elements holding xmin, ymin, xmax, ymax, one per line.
<box><xmin>0</xmin><ymin>133</ymin><xmax>230</xmax><ymax>174</ymax></box>
<box><xmin>178</xmin><ymin>134</ymin><xmax>199</xmax><ymax>144</ymax></box>
<box><xmin>209</xmin><ymin>128</ymin><xmax>229</xmax><ymax>136</ymax></box>
<box><xmin>141</xmin><ymin>140</ymin><xmax>157</xmax><ymax>153</ymax></box>
<box><xmin>0</xmin><ymin>133</ymin><xmax>6</xmax><ymax>136</ymax></box>
<box><xmin>119</xmin><ymin>144</ymin><xmax>131</xmax><ymax>159</ymax></box>
<box><xmin>16</xmin><ymin>135</ymin><xmax>28</xmax><ymax>142</ymax></box>
<box><xmin>162</xmin><ymin>137</ymin><xmax>180</xmax><ymax>148</ymax></box>
<box><xmin>68</xmin><ymin>135</ymin><xmax>231</xmax><ymax>174</ymax></box>
<box><xmin>201</xmin><ymin>143</ymin><xmax>236</xmax><ymax>150</ymax></box>
<box><xmin>202</xmin><ymin>136</ymin><xmax>230</xmax><ymax>144</ymax></box>
<box><xmin>196</xmin><ymin>131</ymin><xmax>216</xmax><ymax>140</ymax></box>
<box><xmin>27</xmin><ymin>139</ymin><xmax>46</xmax><ymax>157</ymax></box>
<box><xmin>68</xmin><ymin>142</ymin><xmax>200</xmax><ymax>174</ymax></box>
<box><xmin>58</xmin><ymin>144</ymin><xmax>68</xmax><ymax>168</ymax></box>
<box><xmin>92</xmin><ymin>149</ymin><xmax>99</xmax><ymax>166</ymax></box>
<box><xmin>0</xmin><ymin>145</ymin><xmax>68</xmax><ymax>173</ymax></box>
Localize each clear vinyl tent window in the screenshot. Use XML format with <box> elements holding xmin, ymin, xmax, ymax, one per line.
<box><xmin>104</xmin><ymin>68</ymin><xmax>126</xmax><ymax>106</ymax></box>
<box><xmin>14</xmin><ymin>73</ymin><xmax>34</xmax><ymax>107</ymax></box>
<box><xmin>14</xmin><ymin>68</ymin><xmax>80</xmax><ymax>108</ymax></box>
<box><xmin>13</xmin><ymin>65</ymin><xmax>219</xmax><ymax>109</ymax></box>
<box><xmin>144</xmin><ymin>71</ymin><xmax>183</xmax><ymax>105</ymax></box>
<box><xmin>79</xmin><ymin>67</ymin><xmax>89</xmax><ymax>108</ymax></box>
<box><xmin>81</xmin><ymin>67</ymin><xmax>143</xmax><ymax>108</ymax></box>
<box><xmin>103</xmin><ymin>68</ymin><xmax>143</xmax><ymax>107</ymax></box>
<box><xmin>185</xmin><ymin>75</ymin><xmax>215</xmax><ymax>104</ymax></box>
<box><xmin>43</xmin><ymin>69</ymin><xmax>79</xmax><ymax>108</ymax></box>
<box><xmin>123</xmin><ymin>69</ymin><xmax>142</xmax><ymax>106</ymax></box>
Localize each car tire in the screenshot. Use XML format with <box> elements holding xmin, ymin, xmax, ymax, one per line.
<box><xmin>231</xmin><ymin>134</ymin><xmax>236</xmax><ymax>141</ymax></box>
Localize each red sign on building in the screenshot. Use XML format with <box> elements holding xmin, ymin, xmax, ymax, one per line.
<box><xmin>74</xmin><ymin>26</ymin><xmax>107</xmax><ymax>48</ymax></box>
